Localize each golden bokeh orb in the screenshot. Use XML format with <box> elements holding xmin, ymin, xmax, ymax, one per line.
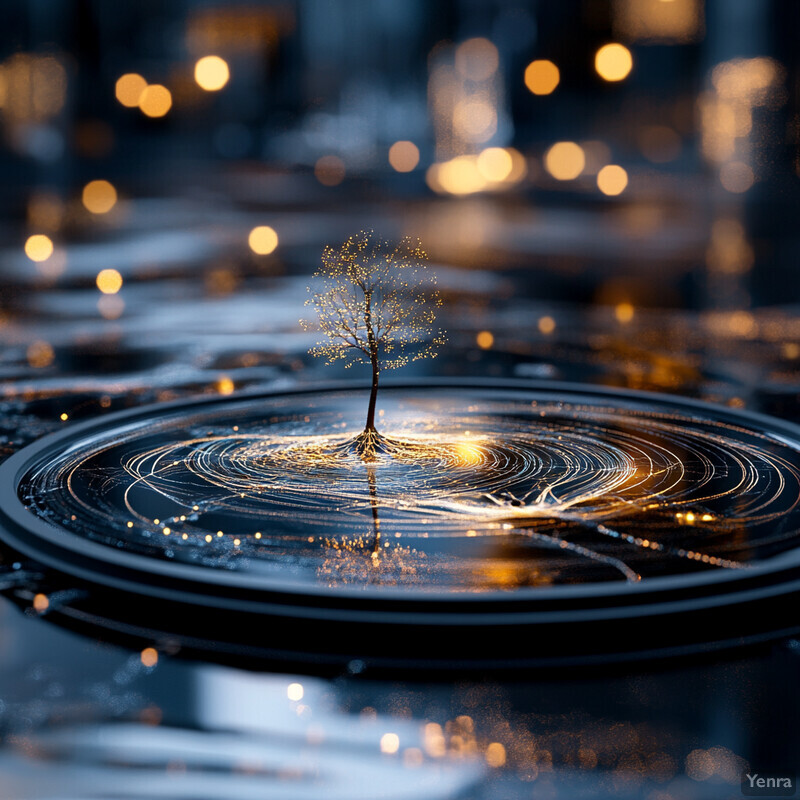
<box><xmin>115</xmin><ymin>73</ymin><xmax>147</xmax><ymax>108</ymax></box>
<box><xmin>139</xmin><ymin>84</ymin><xmax>172</xmax><ymax>118</ymax></box>
<box><xmin>248</xmin><ymin>225</ymin><xmax>279</xmax><ymax>255</ymax></box>
<box><xmin>544</xmin><ymin>142</ymin><xmax>585</xmax><ymax>180</ymax></box>
<box><xmin>194</xmin><ymin>55</ymin><xmax>230</xmax><ymax>91</ymax></box>
<box><xmin>24</xmin><ymin>234</ymin><xmax>54</xmax><ymax>262</ymax></box>
<box><xmin>595</xmin><ymin>44</ymin><xmax>633</xmax><ymax>82</ymax></box>
<box><xmin>82</xmin><ymin>180</ymin><xmax>118</xmax><ymax>214</ymax></box>
<box><xmin>388</xmin><ymin>141</ymin><xmax>420</xmax><ymax>172</ymax></box>
<box><xmin>476</xmin><ymin>147</ymin><xmax>513</xmax><ymax>182</ymax></box>
<box><xmin>597</xmin><ymin>164</ymin><xmax>628</xmax><ymax>196</ymax></box>
<box><xmin>96</xmin><ymin>268</ymin><xmax>123</xmax><ymax>294</ymax></box>
<box><xmin>524</xmin><ymin>60</ymin><xmax>560</xmax><ymax>95</ymax></box>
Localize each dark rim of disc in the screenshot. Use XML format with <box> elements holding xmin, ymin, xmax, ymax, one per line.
<box><xmin>1</xmin><ymin>378</ymin><xmax>800</xmax><ymax>626</ymax></box>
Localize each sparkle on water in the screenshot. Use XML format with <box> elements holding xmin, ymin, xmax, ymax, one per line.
<box><xmin>19</xmin><ymin>385</ymin><xmax>800</xmax><ymax>592</ymax></box>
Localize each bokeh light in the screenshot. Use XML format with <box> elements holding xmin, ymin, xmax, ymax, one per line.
<box><xmin>96</xmin><ymin>268</ymin><xmax>123</xmax><ymax>294</ymax></box>
<box><xmin>720</xmin><ymin>161</ymin><xmax>755</xmax><ymax>193</ymax></box>
<box><xmin>24</xmin><ymin>234</ymin><xmax>54</xmax><ymax>262</ymax></box>
<box><xmin>248</xmin><ymin>225</ymin><xmax>279</xmax><ymax>255</ymax></box>
<box><xmin>453</xmin><ymin>99</ymin><xmax>497</xmax><ymax>143</ymax></box>
<box><xmin>476</xmin><ymin>148</ymin><xmax>513</xmax><ymax>182</ymax></box>
<box><xmin>314</xmin><ymin>155</ymin><xmax>346</xmax><ymax>186</ymax></box>
<box><xmin>82</xmin><ymin>180</ymin><xmax>118</xmax><ymax>214</ymax></box>
<box><xmin>115</xmin><ymin>73</ymin><xmax>147</xmax><ymax>108</ymax></box>
<box><xmin>27</xmin><ymin>341</ymin><xmax>54</xmax><ymax>368</ymax></box>
<box><xmin>454</xmin><ymin>38</ymin><xmax>499</xmax><ymax>82</ymax></box>
<box><xmin>597</xmin><ymin>164</ymin><xmax>628</xmax><ymax>195</ymax></box>
<box><xmin>194</xmin><ymin>56</ymin><xmax>230</xmax><ymax>91</ymax></box>
<box><xmin>544</xmin><ymin>142</ymin><xmax>585</xmax><ymax>180</ymax></box>
<box><xmin>476</xmin><ymin>331</ymin><xmax>494</xmax><ymax>349</ymax></box>
<box><xmin>615</xmin><ymin>302</ymin><xmax>635</xmax><ymax>323</ymax></box>
<box><xmin>380</xmin><ymin>733</ymin><xmax>400</xmax><ymax>755</ymax></box>
<box><xmin>388</xmin><ymin>141</ymin><xmax>420</xmax><ymax>172</ymax></box>
<box><xmin>139</xmin><ymin>84</ymin><xmax>172</xmax><ymax>118</ymax></box>
<box><xmin>524</xmin><ymin>60</ymin><xmax>560</xmax><ymax>95</ymax></box>
<box><xmin>595</xmin><ymin>43</ymin><xmax>633</xmax><ymax>82</ymax></box>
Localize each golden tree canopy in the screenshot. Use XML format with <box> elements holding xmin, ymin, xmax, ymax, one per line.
<box><xmin>302</xmin><ymin>230</ymin><xmax>446</xmax><ymax>370</ymax></box>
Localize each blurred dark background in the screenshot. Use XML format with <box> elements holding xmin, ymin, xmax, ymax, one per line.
<box><xmin>1</xmin><ymin>2</ymin><xmax>800</xmax><ymax>798</ymax></box>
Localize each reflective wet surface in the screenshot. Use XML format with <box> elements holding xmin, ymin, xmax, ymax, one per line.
<box><xmin>17</xmin><ymin>385</ymin><xmax>800</xmax><ymax>592</ymax></box>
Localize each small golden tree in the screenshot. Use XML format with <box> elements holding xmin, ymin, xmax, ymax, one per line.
<box><xmin>303</xmin><ymin>230</ymin><xmax>445</xmax><ymax>444</ymax></box>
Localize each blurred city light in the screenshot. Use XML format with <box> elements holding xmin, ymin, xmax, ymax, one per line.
<box><xmin>96</xmin><ymin>269</ymin><xmax>123</xmax><ymax>294</ymax></box>
<box><xmin>194</xmin><ymin>56</ymin><xmax>230</xmax><ymax>91</ymax></box>
<box><xmin>388</xmin><ymin>141</ymin><xmax>420</xmax><ymax>173</ymax></box>
<box><xmin>545</xmin><ymin>142</ymin><xmax>585</xmax><ymax>180</ymax></box>
<box><xmin>82</xmin><ymin>180</ymin><xmax>118</xmax><ymax>214</ymax></box>
<box><xmin>139</xmin><ymin>84</ymin><xmax>172</xmax><ymax>117</ymax></box>
<box><xmin>594</xmin><ymin>43</ymin><xmax>633</xmax><ymax>82</ymax></box>
<box><xmin>115</xmin><ymin>73</ymin><xmax>147</xmax><ymax>108</ymax></box>
<box><xmin>248</xmin><ymin>226</ymin><xmax>279</xmax><ymax>255</ymax></box>
<box><xmin>524</xmin><ymin>60</ymin><xmax>560</xmax><ymax>95</ymax></box>
<box><xmin>597</xmin><ymin>164</ymin><xmax>628</xmax><ymax>196</ymax></box>
<box><xmin>24</xmin><ymin>234</ymin><xmax>54</xmax><ymax>262</ymax></box>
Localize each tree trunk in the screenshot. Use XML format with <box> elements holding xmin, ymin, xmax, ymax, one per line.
<box><xmin>363</xmin><ymin>289</ymin><xmax>380</xmax><ymax>433</ymax></box>
<box><xmin>365</xmin><ymin>358</ymin><xmax>379</xmax><ymax>432</ymax></box>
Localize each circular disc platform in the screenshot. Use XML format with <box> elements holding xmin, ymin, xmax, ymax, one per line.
<box><xmin>1</xmin><ymin>380</ymin><xmax>799</xmax><ymax>673</ymax></box>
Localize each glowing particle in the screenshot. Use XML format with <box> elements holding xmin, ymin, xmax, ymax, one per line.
<box><xmin>127</xmin><ymin>521</ymin><xmax>134</xmax><ymax>528</ymax></box>
<box><xmin>115</xmin><ymin>73</ymin><xmax>147</xmax><ymax>108</ymax></box>
<box><xmin>524</xmin><ymin>60</ymin><xmax>560</xmax><ymax>95</ymax></box>
<box><xmin>486</xmin><ymin>742</ymin><xmax>506</xmax><ymax>768</ymax></box>
<box><xmin>96</xmin><ymin>268</ymin><xmax>123</xmax><ymax>294</ymax></box>
<box><xmin>233</xmin><ymin>538</ymin><xmax>241</xmax><ymax>546</ymax></box>
<box><xmin>595</xmin><ymin>43</ymin><xmax>633</xmax><ymax>82</ymax></box>
<box><xmin>597</xmin><ymin>164</ymin><xmax>628</xmax><ymax>196</ymax></box>
<box><xmin>248</xmin><ymin>225</ymin><xmax>278</xmax><ymax>255</ymax></box>
<box><xmin>615</xmin><ymin>302</ymin><xmax>634</xmax><ymax>323</ymax></box>
<box><xmin>181</xmin><ymin>533</ymin><xmax>188</xmax><ymax>540</ymax></box>
<box><xmin>388</xmin><ymin>141</ymin><xmax>420</xmax><ymax>172</ymax></box>
<box><xmin>476</xmin><ymin>331</ymin><xmax>494</xmax><ymax>349</ymax></box>
<box><xmin>33</xmin><ymin>593</ymin><xmax>49</xmax><ymax>612</ymax></box>
<box><xmin>162</xmin><ymin>527</ymin><xmax>171</xmax><ymax>535</ymax></box>
<box><xmin>24</xmin><ymin>234</ymin><xmax>53</xmax><ymax>262</ymax></box>
<box><xmin>685</xmin><ymin>512</ymin><xmax>696</xmax><ymax>523</ymax></box>
<box><xmin>217</xmin><ymin>531</ymin><xmax>223</xmax><ymax>537</ymax></box>
<box><xmin>82</xmin><ymin>180</ymin><xmax>117</xmax><ymax>214</ymax></box>
<box><xmin>205</xmin><ymin>535</ymin><xmax>212</xmax><ymax>543</ymax></box>
<box><xmin>59</xmin><ymin>412</ymin><xmax>68</xmax><ymax>421</ymax></box>
<box><xmin>194</xmin><ymin>55</ymin><xmax>229</xmax><ymax>91</ymax></box>
<box><xmin>255</xmin><ymin>532</ymin><xmax>262</xmax><ymax>539</ymax></box>
<box><xmin>544</xmin><ymin>142</ymin><xmax>585</xmax><ymax>180</ymax></box>
<box><xmin>287</xmin><ymin>682</ymin><xmax>304</xmax><ymax>701</ymax></box>
<box><xmin>139</xmin><ymin>84</ymin><xmax>172</xmax><ymax>118</ymax></box>
<box><xmin>153</xmin><ymin>519</ymin><xmax>159</xmax><ymax>525</ymax></box>
<box><xmin>140</xmin><ymin>647</ymin><xmax>158</xmax><ymax>667</ymax></box>
<box><xmin>380</xmin><ymin>733</ymin><xmax>400</xmax><ymax>754</ymax></box>
<box><xmin>538</xmin><ymin>316</ymin><xmax>556</xmax><ymax>334</ymax></box>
